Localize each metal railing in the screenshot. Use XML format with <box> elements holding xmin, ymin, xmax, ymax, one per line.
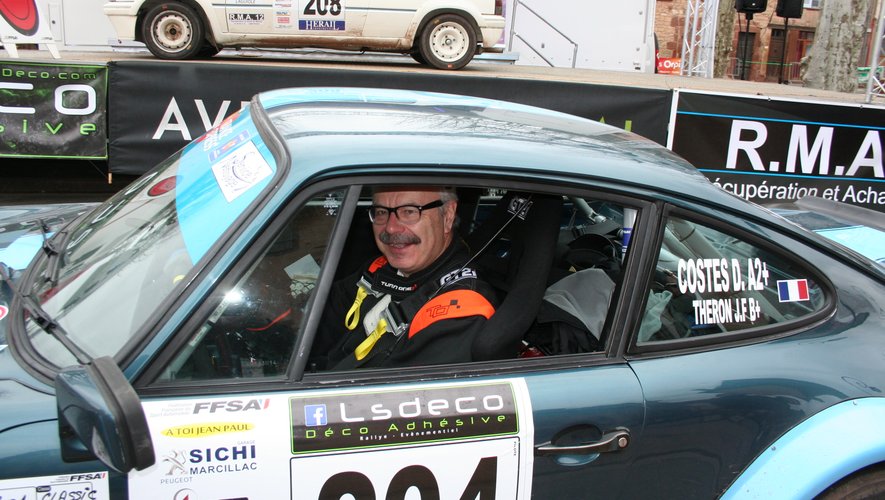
<box><xmin>728</xmin><ymin>58</ymin><xmax>803</xmax><ymax>82</ymax></box>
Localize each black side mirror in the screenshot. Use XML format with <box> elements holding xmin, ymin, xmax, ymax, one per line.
<box><xmin>55</xmin><ymin>356</ymin><xmax>155</xmax><ymax>473</ymax></box>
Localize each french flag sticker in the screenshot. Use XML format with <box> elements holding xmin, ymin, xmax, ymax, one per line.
<box><xmin>777</xmin><ymin>279</ymin><xmax>810</xmax><ymax>302</ymax></box>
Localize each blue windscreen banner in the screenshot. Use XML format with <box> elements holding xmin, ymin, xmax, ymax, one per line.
<box><xmin>0</xmin><ymin>60</ymin><xmax>108</xmax><ymax>159</ymax></box>
<box><xmin>671</xmin><ymin>90</ymin><xmax>884</xmax><ymax>212</ymax></box>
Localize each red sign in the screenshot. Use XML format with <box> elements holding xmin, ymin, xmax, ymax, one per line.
<box><xmin>657</xmin><ymin>57</ymin><xmax>682</xmax><ymax>75</ymax></box>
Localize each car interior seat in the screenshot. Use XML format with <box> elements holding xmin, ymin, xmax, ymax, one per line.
<box><xmin>465</xmin><ymin>192</ymin><xmax>563</xmax><ymax>361</ymax></box>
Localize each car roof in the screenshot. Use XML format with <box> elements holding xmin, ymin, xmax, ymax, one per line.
<box><xmin>257</xmin><ymin>87</ymin><xmax>731</xmax><ymax>205</ymax></box>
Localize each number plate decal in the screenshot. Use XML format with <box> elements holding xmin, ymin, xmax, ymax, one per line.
<box><xmin>297</xmin><ymin>0</ymin><xmax>345</xmax><ymax>30</ymax></box>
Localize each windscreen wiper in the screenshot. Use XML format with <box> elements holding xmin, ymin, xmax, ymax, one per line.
<box><xmin>0</xmin><ymin>263</ymin><xmax>91</xmax><ymax>364</ymax></box>
<box><xmin>38</xmin><ymin>219</ymin><xmax>68</xmax><ymax>286</ymax></box>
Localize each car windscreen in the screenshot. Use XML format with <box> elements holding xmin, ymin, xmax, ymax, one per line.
<box><xmin>23</xmin><ymin>106</ymin><xmax>278</xmax><ymax>367</ymax></box>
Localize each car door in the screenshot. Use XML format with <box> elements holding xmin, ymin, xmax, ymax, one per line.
<box><xmin>361</xmin><ymin>0</ymin><xmax>420</xmax><ymax>39</ymax></box>
<box><xmin>127</xmin><ymin>179</ymin><xmax>654</xmax><ymax>499</ymax></box>
<box><xmin>225</xmin><ymin>0</ymin><xmax>368</xmax><ymax>38</ymax></box>
<box><xmin>616</xmin><ymin>205</ymin><xmax>851</xmax><ymax>498</ymax></box>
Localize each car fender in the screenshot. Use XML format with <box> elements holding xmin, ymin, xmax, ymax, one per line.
<box><xmin>721</xmin><ymin>398</ymin><xmax>885</xmax><ymax>499</ymax></box>
<box><xmin>410</xmin><ymin>0</ymin><xmax>487</xmax><ymax>43</ymax></box>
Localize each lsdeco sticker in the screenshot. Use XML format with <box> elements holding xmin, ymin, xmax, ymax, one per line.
<box><xmin>0</xmin><ymin>61</ymin><xmax>108</xmax><ymax>158</ymax></box>
<box><xmin>290</xmin><ymin>382</ymin><xmax>519</xmax><ymax>454</ymax></box>
<box><xmin>289</xmin><ymin>380</ymin><xmax>535</xmax><ymax>499</ymax></box>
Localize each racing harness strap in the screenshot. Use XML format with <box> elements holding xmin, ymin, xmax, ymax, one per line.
<box><xmin>345</xmin><ymin>255</ymin><xmax>493</xmax><ymax>361</ymax></box>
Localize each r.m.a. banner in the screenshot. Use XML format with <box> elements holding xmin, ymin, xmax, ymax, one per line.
<box><xmin>0</xmin><ymin>61</ymin><xmax>107</xmax><ymax>159</ymax></box>
<box><xmin>670</xmin><ymin>90</ymin><xmax>884</xmax><ymax>212</ymax></box>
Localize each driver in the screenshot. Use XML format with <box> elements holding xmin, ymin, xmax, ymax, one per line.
<box><xmin>311</xmin><ymin>186</ymin><xmax>498</xmax><ymax>370</ymax></box>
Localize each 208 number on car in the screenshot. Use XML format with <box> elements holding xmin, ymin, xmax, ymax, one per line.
<box><xmin>302</xmin><ymin>0</ymin><xmax>342</xmax><ymax>16</ymax></box>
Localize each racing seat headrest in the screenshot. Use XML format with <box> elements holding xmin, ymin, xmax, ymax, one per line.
<box><xmin>469</xmin><ymin>192</ymin><xmax>563</xmax><ymax>361</ymax></box>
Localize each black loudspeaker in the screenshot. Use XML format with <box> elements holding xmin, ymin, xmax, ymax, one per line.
<box><xmin>735</xmin><ymin>0</ymin><xmax>768</xmax><ymax>13</ymax></box>
<box><xmin>776</xmin><ymin>0</ymin><xmax>803</xmax><ymax>18</ymax></box>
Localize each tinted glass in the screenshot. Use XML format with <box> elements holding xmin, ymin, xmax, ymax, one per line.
<box><xmin>156</xmin><ymin>190</ymin><xmax>345</xmax><ymax>381</ymax></box>
<box><xmin>639</xmin><ymin>215</ymin><xmax>827</xmax><ymax>344</ymax></box>
<box><xmin>25</xmin><ymin>107</ymin><xmax>276</xmax><ymax>367</ymax></box>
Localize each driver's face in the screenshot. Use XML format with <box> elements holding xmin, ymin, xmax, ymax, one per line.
<box><xmin>371</xmin><ymin>188</ymin><xmax>456</xmax><ymax>277</ymax></box>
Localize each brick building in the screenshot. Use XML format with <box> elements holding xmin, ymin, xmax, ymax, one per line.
<box><xmin>654</xmin><ymin>0</ymin><xmax>823</xmax><ymax>82</ymax></box>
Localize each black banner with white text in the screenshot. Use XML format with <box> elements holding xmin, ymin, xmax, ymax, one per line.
<box><xmin>108</xmin><ymin>60</ymin><xmax>671</xmax><ymax>175</ymax></box>
<box><xmin>671</xmin><ymin>90</ymin><xmax>884</xmax><ymax>212</ymax></box>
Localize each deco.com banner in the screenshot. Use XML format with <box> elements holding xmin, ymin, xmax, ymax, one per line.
<box><xmin>670</xmin><ymin>90</ymin><xmax>884</xmax><ymax>212</ymax></box>
<box><xmin>108</xmin><ymin>60</ymin><xmax>671</xmax><ymax>175</ymax></box>
<box><xmin>0</xmin><ymin>61</ymin><xmax>107</xmax><ymax>159</ymax></box>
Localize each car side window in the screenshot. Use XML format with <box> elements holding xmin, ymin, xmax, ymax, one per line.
<box><xmin>638</xmin><ymin>214</ymin><xmax>828</xmax><ymax>345</ymax></box>
<box><xmin>519</xmin><ymin>196</ymin><xmax>631</xmax><ymax>356</ymax></box>
<box><xmin>308</xmin><ymin>186</ymin><xmax>632</xmax><ymax>372</ymax></box>
<box><xmin>155</xmin><ymin>190</ymin><xmax>346</xmax><ymax>381</ymax></box>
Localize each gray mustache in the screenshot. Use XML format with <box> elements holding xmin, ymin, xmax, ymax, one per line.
<box><xmin>379</xmin><ymin>232</ymin><xmax>421</xmax><ymax>245</ymax></box>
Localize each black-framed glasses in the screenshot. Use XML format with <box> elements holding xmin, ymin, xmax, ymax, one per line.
<box><xmin>367</xmin><ymin>199</ymin><xmax>445</xmax><ymax>225</ymax></box>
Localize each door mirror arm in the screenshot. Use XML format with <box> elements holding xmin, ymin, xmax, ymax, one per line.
<box><xmin>55</xmin><ymin>356</ymin><xmax>155</xmax><ymax>473</ymax></box>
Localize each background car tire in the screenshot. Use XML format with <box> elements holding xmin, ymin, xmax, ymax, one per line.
<box><xmin>141</xmin><ymin>3</ymin><xmax>205</xmax><ymax>60</ymax></box>
<box><xmin>198</xmin><ymin>43</ymin><xmax>221</xmax><ymax>58</ymax></box>
<box><xmin>410</xmin><ymin>51</ymin><xmax>428</xmax><ymax>65</ymax></box>
<box><xmin>417</xmin><ymin>14</ymin><xmax>476</xmax><ymax>70</ymax></box>
<box><xmin>818</xmin><ymin>464</ymin><xmax>885</xmax><ymax>500</ymax></box>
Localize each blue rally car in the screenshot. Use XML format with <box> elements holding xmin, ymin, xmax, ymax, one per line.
<box><xmin>1</xmin><ymin>88</ymin><xmax>884</xmax><ymax>499</ymax></box>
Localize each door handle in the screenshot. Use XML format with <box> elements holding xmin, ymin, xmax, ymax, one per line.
<box><xmin>535</xmin><ymin>429</ymin><xmax>630</xmax><ymax>456</ymax></box>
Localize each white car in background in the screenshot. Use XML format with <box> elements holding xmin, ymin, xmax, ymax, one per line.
<box><xmin>103</xmin><ymin>0</ymin><xmax>505</xmax><ymax>69</ymax></box>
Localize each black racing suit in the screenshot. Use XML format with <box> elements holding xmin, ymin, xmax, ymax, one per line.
<box><xmin>311</xmin><ymin>239</ymin><xmax>498</xmax><ymax>370</ymax></box>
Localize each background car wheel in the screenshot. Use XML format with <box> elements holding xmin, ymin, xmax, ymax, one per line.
<box><xmin>198</xmin><ymin>43</ymin><xmax>220</xmax><ymax>58</ymax></box>
<box><xmin>418</xmin><ymin>14</ymin><xmax>476</xmax><ymax>70</ymax></box>
<box><xmin>818</xmin><ymin>464</ymin><xmax>885</xmax><ymax>500</ymax></box>
<box><xmin>141</xmin><ymin>3</ymin><xmax>205</xmax><ymax>60</ymax></box>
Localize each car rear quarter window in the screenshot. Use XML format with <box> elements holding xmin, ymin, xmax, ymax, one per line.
<box><xmin>637</xmin><ymin>214</ymin><xmax>828</xmax><ymax>346</ymax></box>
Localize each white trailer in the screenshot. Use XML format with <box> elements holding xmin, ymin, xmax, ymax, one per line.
<box><xmin>504</xmin><ymin>0</ymin><xmax>657</xmax><ymax>72</ymax></box>
<box><xmin>36</xmin><ymin>0</ymin><xmax>125</xmax><ymax>50</ymax></box>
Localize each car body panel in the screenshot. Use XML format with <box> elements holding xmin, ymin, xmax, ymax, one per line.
<box><xmin>721</xmin><ymin>398</ymin><xmax>885</xmax><ymax>500</ymax></box>
<box><xmin>0</xmin><ymin>88</ymin><xmax>883</xmax><ymax>499</ymax></box>
<box><xmin>767</xmin><ymin>197</ymin><xmax>885</xmax><ymax>268</ymax></box>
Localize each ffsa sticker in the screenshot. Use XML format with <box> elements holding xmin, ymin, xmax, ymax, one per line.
<box><xmin>0</xmin><ymin>471</ymin><xmax>110</xmax><ymax>500</ymax></box>
<box><xmin>298</xmin><ymin>0</ymin><xmax>345</xmax><ymax>30</ymax></box>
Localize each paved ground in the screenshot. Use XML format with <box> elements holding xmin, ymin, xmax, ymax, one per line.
<box><xmin>11</xmin><ymin>46</ymin><xmax>875</xmax><ymax>104</ymax></box>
